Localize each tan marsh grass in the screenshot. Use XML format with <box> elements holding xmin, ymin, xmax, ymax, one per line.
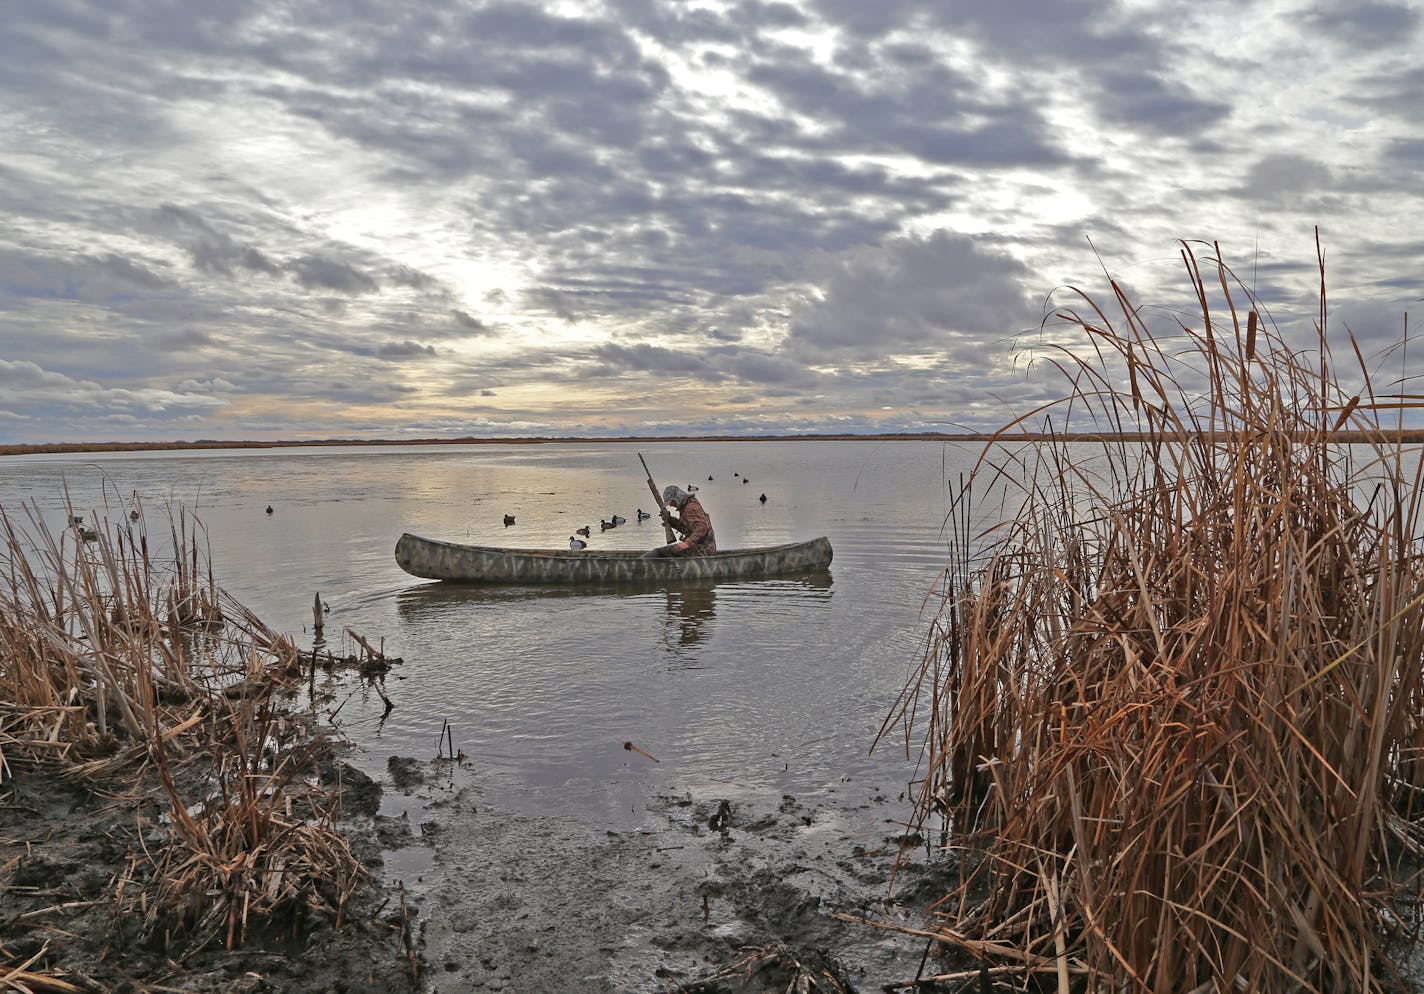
<box><xmin>880</xmin><ymin>237</ymin><xmax>1424</xmax><ymax>993</ymax></box>
<box><xmin>1</xmin><ymin>497</ymin><xmax>367</xmax><ymax>963</ymax></box>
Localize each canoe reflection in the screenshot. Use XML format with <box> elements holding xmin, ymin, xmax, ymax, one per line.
<box><xmin>395</xmin><ymin>569</ymin><xmax>831</xmax><ymax>606</ymax></box>
<box><xmin>393</xmin><ymin>572</ymin><xmax>834</xmax><ymax>647</ymax></box>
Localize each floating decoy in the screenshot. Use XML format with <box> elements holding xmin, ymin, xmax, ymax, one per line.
<box><xmin>759</xmin><ymin>493</ymin><xmax>767</xmax><ymax>504</ymax></box>
<box><xmin>576</xmin><ymin>525</ymin><xmax>591</xmax><ymax>537</ymax></box>
<box><xmin>611</xmin><ymin>514</ymin><xmax>626</xmax><ymax>526</ymax></box>
<box><xmin>687</xmin><ymin>484</ymin><xmax>699</xmax><ymax>491</ymax></box>
<box><xmin>708</xmin><ymin>475</ymin><xmax>714</xmax><ymax>481</ymax></box>
<box><xmin>569</xmin><ymin>536</ymin><xmax>587</xmax><ymax>550</ymax></box>
<box><xmin>636</xmin><ymin>509</ymin><xmax>651</xmax><ymax>521</ymax></box>
<box><xmin>70</xmin><ymin>515</ymin><xmax>85</xmax><ymax>526</ymax></box>
<box><xmin>503</xmin><ymin>514</ymin><xmax>515</xmax><ymax>526</ymax></box>
<box><xmin>600</xmin><ymin>518</ymin><xmax>616</xmax><ymax>530</ymax></box>
<box><xmin>266</xmin><ymin>505</ymin><xmax>274</xmax><ymax>514</ymax></box>
<box><xmin>742</xmin><ymin>478</ymin><xmax>749</xmax><ymax>484</ymax></box>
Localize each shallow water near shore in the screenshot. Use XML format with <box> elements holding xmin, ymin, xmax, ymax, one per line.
<box><xmin>3</xmin><ymin>438</ymin><xmax>985</xmax><ymax>986</ymax></box>
<box><xmin>1</xmin><ymin>440</ymin><xmax>968</xmax><ymax>806</ymax></box>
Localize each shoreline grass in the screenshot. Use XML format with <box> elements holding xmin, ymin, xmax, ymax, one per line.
<box><xmin>880</xmin><ymin>236</ymin><xmax>1424</xmax><ymax>992</ymax></box>
<box><xmin>1</xmin><ymin>496</ymin><xmax>371</xmax><ymax>978</ymax></box>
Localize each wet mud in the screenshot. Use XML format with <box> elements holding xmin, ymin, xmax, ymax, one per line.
<box><xmin>380</xmin><ymin>757</ymin><xmax>956</xmax><ymax>993</ymax></box>
<box><xmin>2</xmin><ymin>756</ymin><xmax>956</xmax><ymax>993</ymax></box>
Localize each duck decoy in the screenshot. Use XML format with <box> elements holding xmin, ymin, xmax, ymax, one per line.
<box><xmin>600</xmin><ymin>518</ymin><xmax>615</xmax><ymax>531</ymax></box>
<box><xmin>70</xmin><ymin>515</ymin><xmax>85</xmax><ymax>526</ymax></box>
<box><xmin>636</xmin><ymin>509</ymin><xmax>651</xmax><ymax>521</ymax></box>
<box><xmin>687</xmin><ymin>483</ymin><xmax>699</xmax><ymax>491</ymax></box>
<box><xmin>708</xmin><ymin>475</ymin><xmax>714</xmax><ymax>481</ymax></box>
<box><xmin>611</xmin><ymin>514</ymin><xmax>626</xmax><ymax>526</ymax></box>
<box><xmin>742</xmin><ymin>478</ymin><xmax>749</xmax><ymax>485</ymax></box>
<box><xmin>759</xmin><ymin>493</ymin><xmax>767</xmax><ymax>503</ymax></box>
<box><xmin>576</xmin><ymin>525</ymin><xmax>591</xmax><ymax>537</ymax></box>
<box><xmin>266</xmin><ymin>505</ymin><xmax>274</xmax><ymax>514</ymax></box>
<box><xmin>503</xmin><ymin>514</ymin><xmax>515</xmax><ymax>526</ymax></box>
<box><xmin>569</xmin><ymin>536</ymin><xmax>587</xmax><ymax>550</ymax></box>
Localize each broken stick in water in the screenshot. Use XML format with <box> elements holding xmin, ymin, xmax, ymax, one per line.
<box><xmin>623</xmin><ymin>741</ymin><xmax>659</xmax><ymax>763</ymax></box>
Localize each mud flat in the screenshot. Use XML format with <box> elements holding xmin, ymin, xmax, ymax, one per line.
<box><xmin>2</xmin><ymin>752</ymin><xmax>953</xmax><ymax>994</ymax></box>
<box><xmin>374</xmin><ymin>755</ymin><xmax>954</xmax><ymax>993</ymax></box>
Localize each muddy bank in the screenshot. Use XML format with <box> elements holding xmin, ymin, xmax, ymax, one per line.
<box><xmin>2</xmin><ymin>751</ymin><xmax>954</xmax><ymax>994</ymax></box>
<box><xmin>0</xmin><ymin>761</ymin><xmax>415</xmax><ymax>994</ymax></box>
<box><xmin>375</xmin><ymin>755</ymin><xmax>958</xmax><ymax>993</ymax></box>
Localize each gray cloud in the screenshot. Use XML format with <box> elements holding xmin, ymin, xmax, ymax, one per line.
<box><xmin>286</xmin><ymin>255</ymin><xmax>380</xmax><ymax>295</ymax></box>
<box><xmin>588</xmin><ymin>342</ymin><xmax>721</xmax><ymax>379</ymax></box>
<box><xmin>452</xmin><ymin>310</ymin><xmax>492</xmax><ymax>333</ymax></box>
<box><xmin>1383</xmin><ymin>138</ymin><xmax>1424</xmax><ymax>169</ymax></box>
<box><xmin>152</xmin><ymin>204</ymin><xmax>283</xmax><ymax>277</ymax></box>
<box><xmin>149</xmin><ymin>328</ymin><xmax>219</xmax><ymax>350</ymax></box>
<box><xmin>1302</xmin><ymin>2</ymin><xmax>1421</xmax><ymax>48</ymax></box>
<box><xmin>719</xmin><ymin>349</ymin><xmax>820</xmax><ymax>386</ymax></box>
<box><xmin>375</xmin><ymin>340</ymin><xmax>437</xmax><ymax>358</ymax></box>
<box><xmin>1235</xmin><ymin>153</ymin><xmax>1337</xmax><ymax>204</ymax></box>
<box><xmin>390</xmin><ymin>264</ymin><xmax>443</xmax><ymax>290</ymax></box>
<box><xmin>1354</xmin><ymin>65</ymin><xmax>1424</xmax><ymax>123</ymax></box>
<box><xmin>88</xmin><ymin>253</ymin><xmax>174</xmax><ymax>290</ymax></box>
<box><xmin>1093</xmin><ymin>69</ymin><xmax>1231</xmax><ymax>136</ymax></box>
<box><xmin>789</xmin><ymin>232</ymin><xmax>1038</xmax><ymax>355</ymax></box>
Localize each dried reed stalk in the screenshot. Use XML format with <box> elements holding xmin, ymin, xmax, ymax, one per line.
<box><xmin>881</xmin><ymin>236</ymin><xmax>1424</xmax><ymax>992</ymax></box>
<box><xmin>2</xmin><ymin>496</ymin><xmax>369</xmax><ymax>962</ymax></box>
<box><xmin>678</xmin><ymin>943</ymin><xmax>851</xmax><ymax>993</ymax></box>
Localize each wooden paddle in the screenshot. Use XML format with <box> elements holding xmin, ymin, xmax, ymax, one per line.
<box><xmin>638</xmin><ymin>452</ymin><xmax>677</xmax><ymax>544</ymax></box>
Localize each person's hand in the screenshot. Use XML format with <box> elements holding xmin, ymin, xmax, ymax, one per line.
<box><xmin>672</xmin><ymin>541</ymin><xmax>688</xmax><ymax>553</ymax></box>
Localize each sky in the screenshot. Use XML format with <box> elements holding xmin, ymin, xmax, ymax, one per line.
<box><xmin>1</xmin><ymin>0</ymin><xmax>1421</xmax><ymax>443</ymax></box>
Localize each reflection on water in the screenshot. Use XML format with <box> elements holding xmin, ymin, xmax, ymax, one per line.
<box><xmin>393</xmin><ymin>571</ymin><xmax>833</xmax><ymax>661</ymax></box>
<box><xmin>665</xmin><ymin>584</ymin><xmax>716</xmax><ymax>648</ymax></box>
<box><xmin>394</xmin><ymin>571</ymin><xmax>827</xmax><ymax>609</ymax></box>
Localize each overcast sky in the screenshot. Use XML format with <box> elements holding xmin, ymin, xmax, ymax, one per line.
<box><xmin>2</xmin><ymin>0</ymin><xmax>1421</xmax><ymax>442</ymax></box>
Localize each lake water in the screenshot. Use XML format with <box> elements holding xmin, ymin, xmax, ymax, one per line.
<box><xmin>1</xmin><ymin>439</ymin><xmax>987</xmax><ymax>836</ymax></box>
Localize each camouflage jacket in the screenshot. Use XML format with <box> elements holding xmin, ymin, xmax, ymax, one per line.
<box><xmin>669</xmin><ymin>496</ymin><xmax>717</xmax><ymax>554</ymax></box>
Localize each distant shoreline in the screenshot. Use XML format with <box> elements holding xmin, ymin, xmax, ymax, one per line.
<box><xmin>4</xmin><ymin>429</ymin><xmax>1424</xmax><ymax>457</ymax></box>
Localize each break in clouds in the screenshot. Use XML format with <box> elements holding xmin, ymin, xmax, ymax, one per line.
<box><xmin>0</xmin><ymin>0</ymin><xmax>1421</xmax><ymax>441</ymax></box>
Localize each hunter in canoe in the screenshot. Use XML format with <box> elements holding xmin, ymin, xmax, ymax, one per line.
<box><xmin>657</xmin><ymin>484</ymin><xmax>716</xmax><ymax>555</ymax></box>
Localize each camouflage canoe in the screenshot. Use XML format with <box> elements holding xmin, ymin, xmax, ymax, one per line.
<box><xmin>395</xmin><ymin>532</ymin><xmax>833</xmax><ymax>584</ymax></box>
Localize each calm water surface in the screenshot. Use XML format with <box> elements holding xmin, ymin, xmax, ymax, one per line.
<box><xmin>2</xmin><ymin>440</ymin><xmax>983</xmax><ymax>833</ymax></box>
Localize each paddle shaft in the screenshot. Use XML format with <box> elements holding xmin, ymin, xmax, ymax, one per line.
<box><xmin>638</xmin><ymin>452</ymin><xmax>677</xmax><ymax>543</ymax></box>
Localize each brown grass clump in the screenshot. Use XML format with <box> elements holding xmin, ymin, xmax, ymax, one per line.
<box><xmin>880</xmin><ymin>236</ymin><xmax>1424</xmax><ymax>992</ymax></box>
<box><xmin>0</xmin><ymin>496</ymin><xmax>367</xmax><ymax>964</ymax></box>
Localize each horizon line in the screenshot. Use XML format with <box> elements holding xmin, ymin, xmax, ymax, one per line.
<box><xmin>7</xmin><ymin>427</ymin><xmax>1424</xmax><ymax>457</ymax></box>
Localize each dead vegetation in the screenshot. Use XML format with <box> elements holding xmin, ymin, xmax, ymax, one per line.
<box><xmin>0</xmin><ymin>496</ymin><xmax>387</xmax><ymax>987</ymax></box>
<box><xmin>675</xmin><ymin>943</ymin><xmax>853</xmax><ymax>993</ymax></box>
<box><xmin>881</xmin><ymin>237</ymin><xmax>1424</xmax><ymax>992</ymax></box>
